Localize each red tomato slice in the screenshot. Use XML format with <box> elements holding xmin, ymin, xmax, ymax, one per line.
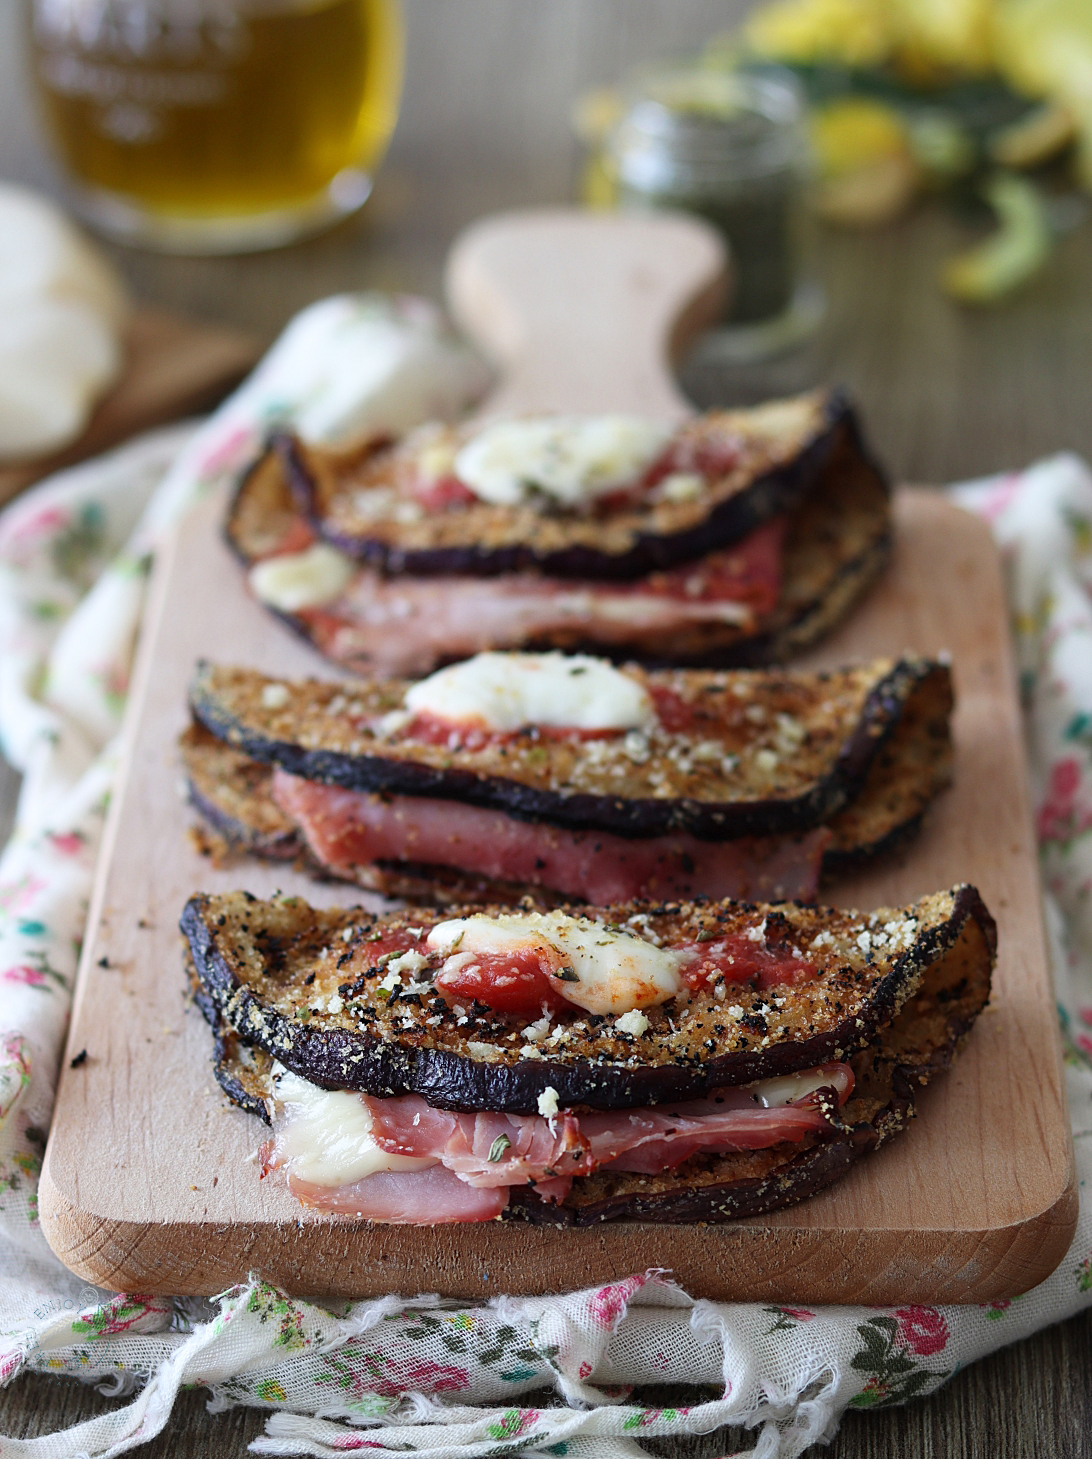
<box><xmin>411</xmin><ymin>474</ymin><xmax>478</xmax><ymax>512</ymax></box>
<box><xmin>647</xmin><ymin>683</ymin><xmax>695</xmax><ymax>734</ymax></box>
<box><xmin>435</xmin><ymin>949</ymin><xmax>570</xmax><ymax>1018</ymax></box>
<box><xmin>680</xmin><ymin>933</ymin><xmax>816</xmax><ymax>993</ymax></box>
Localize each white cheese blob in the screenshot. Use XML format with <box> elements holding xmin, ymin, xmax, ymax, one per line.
<box><xmin>428</xmin><ymin>909</ymin><xmax>686</xmax><ymax>1015</ymax></box>
<box><xmin>751</xmin><ymin>1067</ymin><xmax>844</xmax><ymax>1108</ymax></box>
<box><xmin>269</xmin><ymin>1066</ymin><xmax>435</xmax><ymax>1186</ymax></box>
<box><xmin>248</xmin><ymin>543</ymin><xmax>355</xmax><ymax>612</ymax></box>
<box><xmin>453</xmin><ymin>416</ymin><xmax>672</xmax><ymax>509</ymax></box>
<box><xmin>403</xmin><ymin>651</ymin><xmax>654</xmax><ymax>733</ymax></box>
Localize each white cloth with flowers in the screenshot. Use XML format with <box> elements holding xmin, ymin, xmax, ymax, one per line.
<box><xmin>0</xmin><ymin>296</ymin><xmax>1090</xmax><ymax>1459</ymax></box>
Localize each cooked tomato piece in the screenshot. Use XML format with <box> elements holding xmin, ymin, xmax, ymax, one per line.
<box><xmin>435</xmin><ymin>949</ymin><xmax>570</xmax><ymax>1018</ymax></box>
<box><xmin>411</xmin><ymin>474</ymin><xmax>478</xmax><ymax>512</ymax></box>
<box><xmin>641</xmin><ymin>429</ymin><xmax>744</xmax><ymax>491</ymax></box>
<box><xmin>268</xmin><ymin>518</ymin><xmax>319</xmax><ymax>557</ymax></box>
<box><xmin>681</xmin><ymin>933</ymin><xmax>817</xmax><ymax>992</ymax></box>
<box><xmin>648</xmin><ymin>683</ymin><xmax>695</xmax><ymax>734</ymax></box>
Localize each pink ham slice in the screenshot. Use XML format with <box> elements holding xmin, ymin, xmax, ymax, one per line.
<box><xmin>579</xmin><ymin>1087</ymin><xmax>847</xmax><ymax>1174</ymax></box>
<box><xmin>285</xmin><ymin>522</ymin><xmax>784</xmax><ymax>679</ymax></box>
<box><xmin>267</xmin><ymin>1067</ymin><xmax>853</xmax><ymax>1219</ymax></box>
<box><xmin>363</xmin><ymin>1102</ymin><xmax>592</xmax><ymax>1188</ymax></box>
<box><xmin>270</xmin><ymin>771</ymin><xmax>829</xmax><ymax>904</ymax></box>
<box><xmin>284</xmin><ymin>1162</ymin><xmax>508</xmax><ymax>1222</ymax></box>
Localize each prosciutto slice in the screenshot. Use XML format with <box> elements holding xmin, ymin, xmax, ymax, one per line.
<box><xmin>364</xmin><ymin>1101</ymin><xmax>593</xmax><ymax>1188</ymax></box>
<box><xmin>274</xmin><ymin>521</ymin><xmax>785</xmax><ymax>679</ymax></box>
<box><xmin>270</xmin><ymin>771</ymin><xmax>830</xmax><ymax>904</ymax></box>
<box><xmin>266</xmin><ymin>1065</ymin><xmax>853</xmax><ymax>1220</ymax></box>
<box><xmin>285</xmin><ymin>1162</ymin><xmax>508</xmax><ymax>1222</ymax></box>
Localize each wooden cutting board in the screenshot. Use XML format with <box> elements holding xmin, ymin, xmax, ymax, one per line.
<box><xmin>0</xmin><ymin>307</ymin><xmax>258</xmax><ymax>507</ymax></box>
<box><xmin>39</xmin><ymin>210</ymin><xmax>1076</xmax><ymax>1304</ymax></box>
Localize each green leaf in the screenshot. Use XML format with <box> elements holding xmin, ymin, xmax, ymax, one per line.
<box><xmin>850</xmin><ymin>1354</ymin><xmax>881</xmax><ymax>1375</ymax></box>
<box><xmin>884</xmin><ymin>1353</ymin><xmax>919</xmax><ymax>1376</ymax></box>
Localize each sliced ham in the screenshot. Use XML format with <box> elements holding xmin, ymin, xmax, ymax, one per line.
<box><xmin>361</xmin><ymin>1099</ymin><xmax>592</xmax><ymax>1189</ymax></box>
<box><xmin>280</xmin><ymin>522</ymin><xmax>784</xmax><ymax>679</ymax></box>
<box><xmin>285</xmin><ymin>1163</ymin><xmax>509</xmax><ymax>1222</ymax></box>
<box><xmin>270</xmin><ymin>771</ymin><xmax>829</xmax><ymax>904</ymax></box>
<box><xmin>580</xmin><ymin>1083</ymin><xmax>849</xmax><ymax>1174</ymax></box>
<box><xmin>265</xmin><ymin>1064</ymin><xmax>853</xmax><ymax>1219</ymax></box>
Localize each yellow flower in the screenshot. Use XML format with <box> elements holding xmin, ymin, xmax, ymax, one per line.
<box><xmin>743</xmin><ymin>0</ymin><xmax>893</xmax><ymax>68</ymax></box>
<box><xmin>890</xmin><ymin>0</ymin><xmax>994</xmax><ymax>80</ymax></box>
<box><xmin>992</xmin><ymin>0</ymin><xmax>1092</xmax><ymax>185</ymax></box>
<box><xmin>810</xmin><ymin>99</ymin><xmax>920</xmax><ymax>224</ymax></box>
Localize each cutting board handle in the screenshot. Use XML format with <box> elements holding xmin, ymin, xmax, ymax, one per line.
<box><xmin>444</xmin><ymin>207</ymin><xmax>727</xmax><ymax>423</ymax></box>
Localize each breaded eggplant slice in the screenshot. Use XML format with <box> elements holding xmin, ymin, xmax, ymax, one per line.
<box><xmin>222</xmin><ymin>404</ymin><xmax>891</xmax><ymax>673</ymax></box>
<box><xmin>187</xmin><ymin>954</ymin><xmax>273</xmax><ymax>1121</ymax></box>
<box><xmin>188</xmin><ymin>657</ymin><xmax>951</xmax><ymax>843</ymax></box>
<box><xmin>180</xmin><ymin>656</ymin><xmax>952</xmax><ymax>893</ymax></box>
<box><xmin>205</xmin><ymin>913</ymin><xmax>990</xmax><ymax>1224</ymax></box>
<box><xmin>181</xmin><ymin>885</ymin><xmax>995</xmax><ymax>1115</ymax></box>
<box><xmin>518</xmin><ymin>917</ymin><xmax>992</xmax><ymax>1223</ymax></box>
<box><xmin>277</xmin><ymin>391</ymin><xmax>876</xmax><ymax>581</ymax></box>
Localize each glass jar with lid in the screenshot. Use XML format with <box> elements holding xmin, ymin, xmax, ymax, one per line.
<box><xmin>607</xmin><ymin>66</ymin><xmax>821</xmax><ymax>351</ymax></box>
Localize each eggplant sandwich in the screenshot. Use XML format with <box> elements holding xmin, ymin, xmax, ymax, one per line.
<box><xmin>183</xmin><ymin>650</ymin><xmax>953</xmax><ymax>906</ymax></box>
<box><xmin>182</xmin><ymin>884</ymin><xmax>995</xmax><ymax>1224</ymax></box>
<box><xmin>226</xmin><ymin>389</ymin><xmax>891</xmax><ymax>677</ymax></box>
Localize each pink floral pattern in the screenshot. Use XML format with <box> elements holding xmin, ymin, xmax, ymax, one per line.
<box><xmin>1038</xmin><ymin>759</ymin><xmax>1092</xmax><ymax>845</ymax></box>
<box><xmin>2</xmin><ymin>965</ymin><xmax>46</xmax><ymax>986</ymax></box>
<box><xmin>589</xmin><ymin>1274</ymin><xmax>647</xmax><ymax>1331</ymax></box>
<box><xmin>894</xmin><ymin>1307</ymin><xmax>950</xmax><ymax>1357</ymax></box>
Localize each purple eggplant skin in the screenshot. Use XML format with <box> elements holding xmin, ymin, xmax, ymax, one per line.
<box><xmin>189</xmin><ymin>966</ymin><xmax>274</xmax><ymax>1124</ymax></box>
<box><xmin>188</xmin><ymin>657</ymin><xmax>935</xmax><ymax>843</ymax></box>
<box><xmin>185</xmin><ymin>777</ymin><xmax>302</xmax><ymax>862</ymax></box>
<box><xmin>275</xmin><ymin>391</ymin><xmax>888</xmax><ymax>582</ymax></box>
<box><xmin>180</xmin><ymin>884</ymin><xmax>995</xmax><ymax>1116</ymax></box>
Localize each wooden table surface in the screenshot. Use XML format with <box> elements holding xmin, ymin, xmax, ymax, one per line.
<box><xmin>2</xmin><ymin>1</ymin><xmax>1091</xmax><ymax>1454</ymax></box>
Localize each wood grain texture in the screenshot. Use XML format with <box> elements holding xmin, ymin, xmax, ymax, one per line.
<box><xmin>446</xmin><ymin>209</ymin><xmax>726</xmax><ymax>420</ymax></box>
<box><xmin>0</xmin><ymin>309</ymin><xmax>258</xmax><ymax>506</ymax></box>
<box><xmin>38</xmin><ymin>212</ymin><xmax>1074</xmax><ymax>1305</ymax></box>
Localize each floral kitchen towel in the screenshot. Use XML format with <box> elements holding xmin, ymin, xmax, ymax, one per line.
<box><xmin>0</xmin><ymin>298</ymin><xmax>1089</xmax><ymax>1458</ymax></box>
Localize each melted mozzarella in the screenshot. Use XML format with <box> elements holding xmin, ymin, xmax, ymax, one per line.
<box><xmin>269</xmin><ymin>1066</ymin><xmax>435</xmax><ymax>1186</ymax></box>
<box><xmin>428</xmin><ymin>909</ymin><xmax>686</xmax><ymax>1015</ymax></box>
<box><xmin>403</xmin><ymin>650</ymin><xmax>654</xmax><ymax>733</ymax></box>
<box><xmin>248</xmin><ymin>544</ymin><xmax>355</xmax><ymax>612</ymax></box>
<box><xmin>453</xmin><ymin>416</ymin><xmax>671</xmax><ymax>509</ymax></box>
<box><xmin>752</xmin><ymin>1068</ymin><xmax>842</xmax><ymax>1108</ymax></box>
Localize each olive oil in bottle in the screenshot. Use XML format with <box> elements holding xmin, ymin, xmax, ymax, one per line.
<box><xmin>29</xmin><ymin>0</ymin><xmax>403</xmax><ymax>251</ymax></box>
